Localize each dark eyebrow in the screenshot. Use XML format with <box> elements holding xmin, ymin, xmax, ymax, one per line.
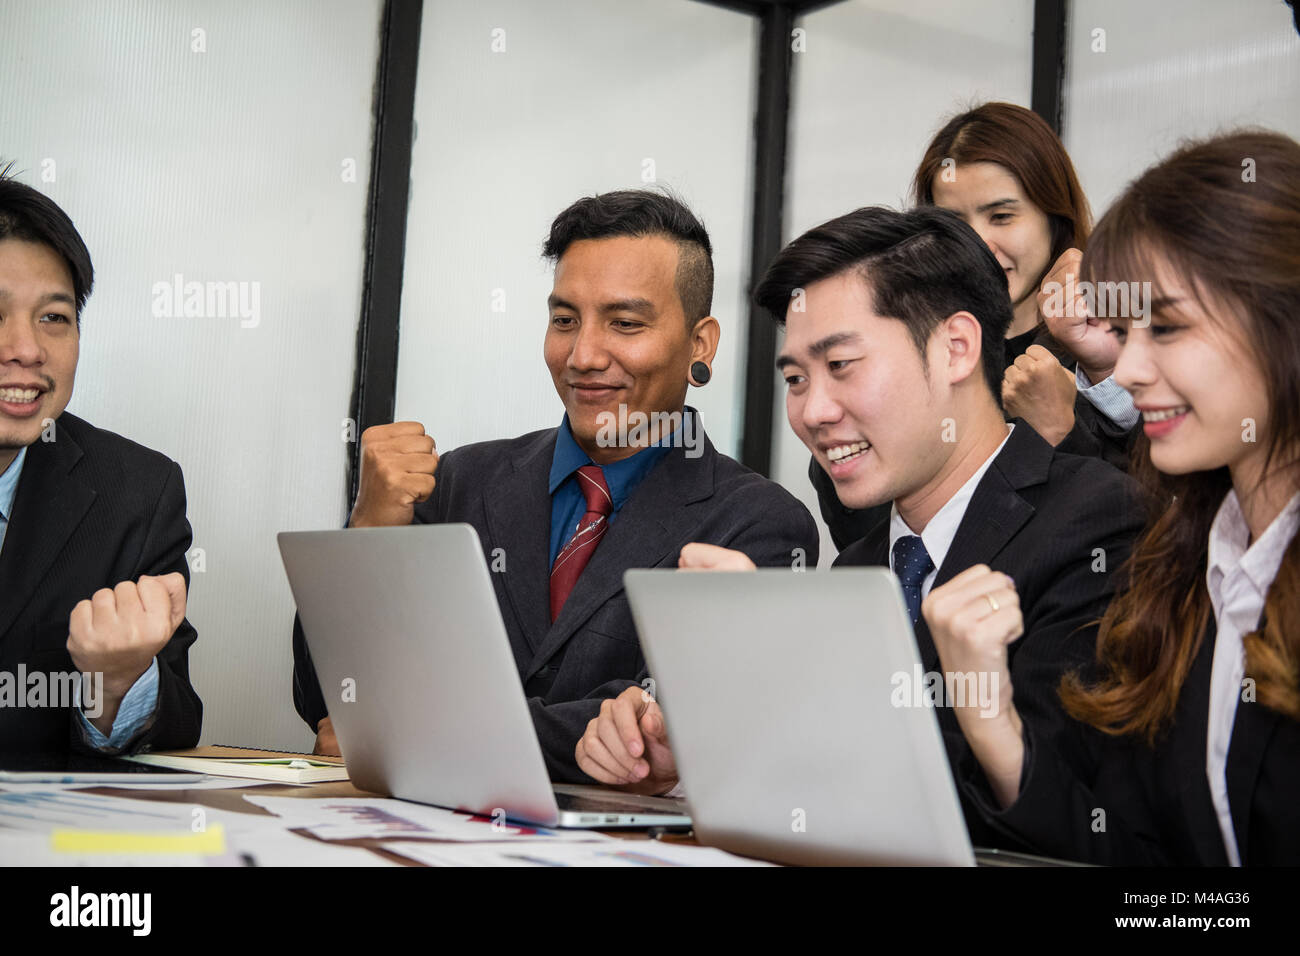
<box><xmin>600</xmin><ymin>297</ymin><xmax>655</xmax><ymax>316</ymax></box>
<box><xmin>546</xmin><ymin>295</ymin><xmax>656</xmax><ymax>317</ymax></box>
<box><xmin>975</xmin><ymin>198</ymin><xmax>1019</xmax><ymax>214</ymax></box>
<box><xmin>776</xmin><ymin>331</ymin><xmax>863</xmax><ymax>370</ymax></box>
<box><xmin>0</xmin><ymin>289</ymin><xmax>75</xmax><ymax>308</ymax></box>
<box><xmin>1148</xmin><ymin>296</ymin><xmax>1184</xmax><ymax>314</ymax></box>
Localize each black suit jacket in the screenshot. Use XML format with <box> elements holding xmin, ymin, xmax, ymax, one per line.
<box><xmin>961</xmin><ymin>616</ymin><xmax>1300</xmax><ymax>865</ymax></box>
<box><xmin>0</xmin><ymin>412</ymin><xmax>203</xmax><ymax>756</ymax></box>
<box><xmin>833</xmin><ymin>423</ymin><xmax>1143</xmax><ymax>845</ymax></box>
<box><xmin>293</xmin><ymin>415</ymin><xmax>819</xmax><ymax>781</ymax></box>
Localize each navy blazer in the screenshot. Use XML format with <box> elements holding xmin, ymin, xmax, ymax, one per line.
<box><xmin>0</xmin><ymin>412</ymin><xmax>203</xmax><ymax>756</ymax></box>
<box><xmin>294</xmin><ymin>416</ymin><xmax>819</xmax><ymax>781</ymax></box>
<box><xmin>962</xmin><ymin>615</ymin><xmax>1300</xmax><ymax>865</ymax></box>
<box><xmin>833</xmin><ymin>422</ymin><xmax>1143</xmax><ymax>847</ymax></box>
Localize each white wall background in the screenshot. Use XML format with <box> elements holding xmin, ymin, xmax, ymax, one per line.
<box><xmin>395</xmin><ymin>0</ymin><xmax>756</xmax><ymax>460</ymax></box>
<box><xmin>777</xmin><ymin>0</ymin><xmax>1035</xmax><ymax>564</ymax></box>
<box><xmin>1063</xmin><ymin>0</ymin><xmax>1300</xmax><ymax>212</ymax></box>
<box><xmin>0</xmin><ymin>0</ymin><xmax>382</xmax><ymax>751</ymax></box>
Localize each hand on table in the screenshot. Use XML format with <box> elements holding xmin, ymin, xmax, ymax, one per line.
<box><xmin>575</xmin><ymin>685</ymin><xmax>679</xmax><ymax>796</ymax></box>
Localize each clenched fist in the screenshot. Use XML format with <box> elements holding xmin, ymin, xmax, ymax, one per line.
<box><xmin>921</xmin><ymin>564</ymin><xmax>1025</xmax><ymax>807</ymax></box>
<box><xmin>677</xmin><ymin>543</ymin><xmax>757</xmax><ymax>571</ymax></box>
<box><xmin>67</xmin><ymin>572</ymin><xmax>188</xmax><ymax>733</ymax></box>
<box><xmin>349</xmin><ymin>421</ymin><xmax>439</xmax><ymax>528</ymax></box>
<box><xmin>1003</xmin><ymin>344</ymin><xmax>1077</xmax><ymax>446</ymax></box>
<box><xmin>1036</xmin><ymin>247</ymin><xmax>1120</xmax><ymax>383</ymax></box>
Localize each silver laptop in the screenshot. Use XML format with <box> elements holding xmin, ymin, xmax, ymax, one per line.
<box><xmin>624</xmin><ymin>567</ymin><xmax>976</xmax><ymax>865</ymax></box>
<box><xmin>277</xmin><ymin>524</ymin><xmax>690</xmax><ymax>829</ymax></box>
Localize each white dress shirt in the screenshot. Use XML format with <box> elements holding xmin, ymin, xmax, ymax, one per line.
<box><xmin>887</xmin><ymin>424</ymin><xmax>1014</xmax><ymax>595</ymax></box>
<box><xmin>1204</xmin><ymin>488</ymin><xmax>1300</xmax><ymax>866</ymax></box>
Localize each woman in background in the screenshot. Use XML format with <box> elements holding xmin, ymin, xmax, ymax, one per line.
<box><xmin>925</xmin><ymin>129</ymin><xmax>1300</xmax><ymax>865</ymax></box>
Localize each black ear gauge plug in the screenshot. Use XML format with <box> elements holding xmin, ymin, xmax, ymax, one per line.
<box><xmin>690</xmin><ymin>361</ymin><xmax>711</xmax><ymax>386</ymax></box>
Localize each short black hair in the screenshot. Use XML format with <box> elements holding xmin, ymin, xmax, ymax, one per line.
<box><xmin>543</xmin><ymin>189</ymin><xmax>713</xmax><ymax>325</ymax></box>
<box><xmin>0</xmin><ymin>162</ymin><xmax>94</xmax><ymax>319</ymax></box>
<box><xmin>754</xmin><ymin>205</ymin><xmax>1010</xmax><ymax>403</ymax></box>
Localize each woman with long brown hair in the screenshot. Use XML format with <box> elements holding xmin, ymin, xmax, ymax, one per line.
<box><xmin>813</xmin><ymin>103</ymin><xmax>1139</xmax><ymax>550</ymax></box>
<box><xmin>923</xmin><ymin>129</ymin><xmax>1300</xmax><ymax>864</ymax></box>
<box><xmin>913</xmin><ymin>102</ymin><xmax>1090</xmax><ymax>349</ymax></box>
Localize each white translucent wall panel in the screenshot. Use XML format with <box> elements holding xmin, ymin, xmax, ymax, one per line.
<box><xmin>778</xmin><ymin>0</ymin><xmax>1034</xmax><ymax>563</ymax></box>
<box><xmin>1</xmin><ymin>0</ymin><xmax>382</xmax><ymax>750</ymax></box>
<box><xmin>1064</xmin><ymin>0</ymin><xmax>1300</xmax><ymax>214</ymax></box>
<box><xmin>396</xmin><ymin>0</ymin><xmax>756</xmax><ymax>461</ymax></box>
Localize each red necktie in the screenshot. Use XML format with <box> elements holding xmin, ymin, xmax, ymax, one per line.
<box><xmin>549</xmin><ymin>465</ymin><xmax>613</xmax><ymax>622</ymax></box>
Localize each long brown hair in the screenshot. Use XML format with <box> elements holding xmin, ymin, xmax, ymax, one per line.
<box><xmin>912</xmin><ymin>102</ymin><xmax>1092</xmax><ymax>267</ymax></box>
<box><xmin>1061</xmin><ymin>130</ymin><xmax>1300</xmax><ymax>741</ymax></box>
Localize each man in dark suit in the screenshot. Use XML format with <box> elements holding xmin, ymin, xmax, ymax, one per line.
<box><xmin>808</xmin><ymin>248</ymin><xmax>1142</xmax><ymax>554</ymax></box>
<box><xmin>0</xmin><ymin>172</ymin><xmax>201</xmax><ymax>756</ymax></box>
<box><xmin>293</xmin><ymin>191</ymin><xmax>818</xmax><ymax>782</ymax></box>
<box><xmin>577</xmin><ymin>207</ymin><xmax>1141</xmax><ymax>832</ymax></box>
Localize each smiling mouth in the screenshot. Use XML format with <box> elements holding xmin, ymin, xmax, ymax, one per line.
<box><xmin>1142</xmin><ymin>405</ymin><xmax>1189</xmax><ymax>422</ymax></box>
<box><xmin>570</xmin><ymin>383</ymin><xmax>625</xmax><ymax>398</ymax></box>
<box><xmin>0</xmin><ymin>387</ymin><xmax>42</xmax><ymax>403</ymax></box>
<box><xmin>826</xmin><ymin>441</ymin><xmax>870</xmax><ymax>464</ymax></box>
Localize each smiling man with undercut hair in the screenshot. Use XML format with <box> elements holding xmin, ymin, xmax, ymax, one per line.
<box><xmin>293</xmin><ymin>190</ymin><xmax>817</xmax><ymax>783</ymax></box>
<box><xmin>0</xmin><ymin>169</ymin><xmax>202</xmax><ymax>757</ymax></box>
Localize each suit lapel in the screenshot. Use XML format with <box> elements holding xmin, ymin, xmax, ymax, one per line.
<box><xmin>0</xmin><ymin>426</ymin><xmax>96</xmax><ymax>647</ymax></box>
<box><xmin>901</xmin><ymin>424</ymin><xmax>1047</xmax><ymax>668</ymax></box>
<box><xmin>932</xmin><ymin>424</ymin><xmax>1046</xmax><ymax>591</ymax></box>
<box><xmin>1225</xmin><ymin>616</ymin><xmax>1282</xmax><ymax>865</ymax></box>
<box><xmin>482</xmin><ymin>431</ymin><xmax>554</xmax><ymax>654</ymax></box>
<box><xmin>521</xmin><ymin>433</ymin><xmax>717</xmax><ymax>682</ymax></box>
<box><xmin>1171</xmin><ymin>620</ymin><xmax>1233</xmax><ymax>865</ymax></box>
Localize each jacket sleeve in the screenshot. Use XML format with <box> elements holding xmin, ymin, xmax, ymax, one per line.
<box><xmin>528</xmin><ymin>674</ymin><xmax>648</xmax><ymax>783</ymax></box>
<box><xmin>292</xmin><ymin>448</ymin><xmax>458</xmax><ymax>732</ymax></box>
<box><xmin>72</xmin><ymin>459</ymin><xmax>203</xmax><ymax>754</ymax></box>
<box><xmin>956</xmin><ymin>471</ymin><xmax>1169</xmax><ymax>864</ymax></box>
<box><xmin>1056</xmin><ymin>395</ymin><xmax>1141</xmax><ymax>473</ymax></box>
<box><xmin>957</xmin><ymin>712</ymin><xmax>1174</xmax><ymax>865</ymax></box>
<box><xmin>291</xmin><ymin>614</ymin><xmax>328</xmax><ymax>731</ymax></box>
<box><xmin>723</xmin><ymin>497</ymin><xmax>821</xmax><ymax>570</ymax></box>
<box><xmin>1000</xmin><ymin>468</ymin><xmax>1144</xmax><ymax>750</ymax></box>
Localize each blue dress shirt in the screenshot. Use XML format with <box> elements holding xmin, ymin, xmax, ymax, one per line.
<box><xmin>547</xmin><ymin>411</ymin><xmax>681</xmax><ymax>566</ymax></box>
<box><xmin>0</xmin><ymin>445</ymin><xmax>26</xmax><ymax>554</ymax></box>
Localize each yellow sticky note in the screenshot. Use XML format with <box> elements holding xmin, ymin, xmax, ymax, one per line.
<box><xmin>51</xmin><ymin>823</ymin><xmax>226</xmax><ymax>855</ymax></box>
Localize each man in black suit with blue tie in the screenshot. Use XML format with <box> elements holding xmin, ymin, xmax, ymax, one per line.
<box><xmin>292</xmin><ymin>191</ymin><xmax>818</xmax><ymax>782</ymax></box>
<box><xmin>577</xmin><ymin>207</ymin><xmax>1142</xmax><ymax>832</ymax></box>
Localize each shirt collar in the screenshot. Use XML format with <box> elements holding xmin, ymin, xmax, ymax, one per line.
<box><xmin>548</xmin><ymin>415</ymin><xmax>591</xmax><ymax>495</ymax></box>
<box><xmin>548</xmin><ymin>410</ymin><xmax>682</xmax><ymax>510</ymax></box>
<box><xmin>1207</xmin><ymin>487</ymin><xmax>1300</xmax><ymax>613</ymax></box>
<box><xmin>0</xmin><ymin>445</ymin><xmax>28</xmax><ymax>522</ymax></box>
<box><xmin>888</xmin><ymin>424</ymin><xmax>1014</xmax><ymax>573</ymax></box>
